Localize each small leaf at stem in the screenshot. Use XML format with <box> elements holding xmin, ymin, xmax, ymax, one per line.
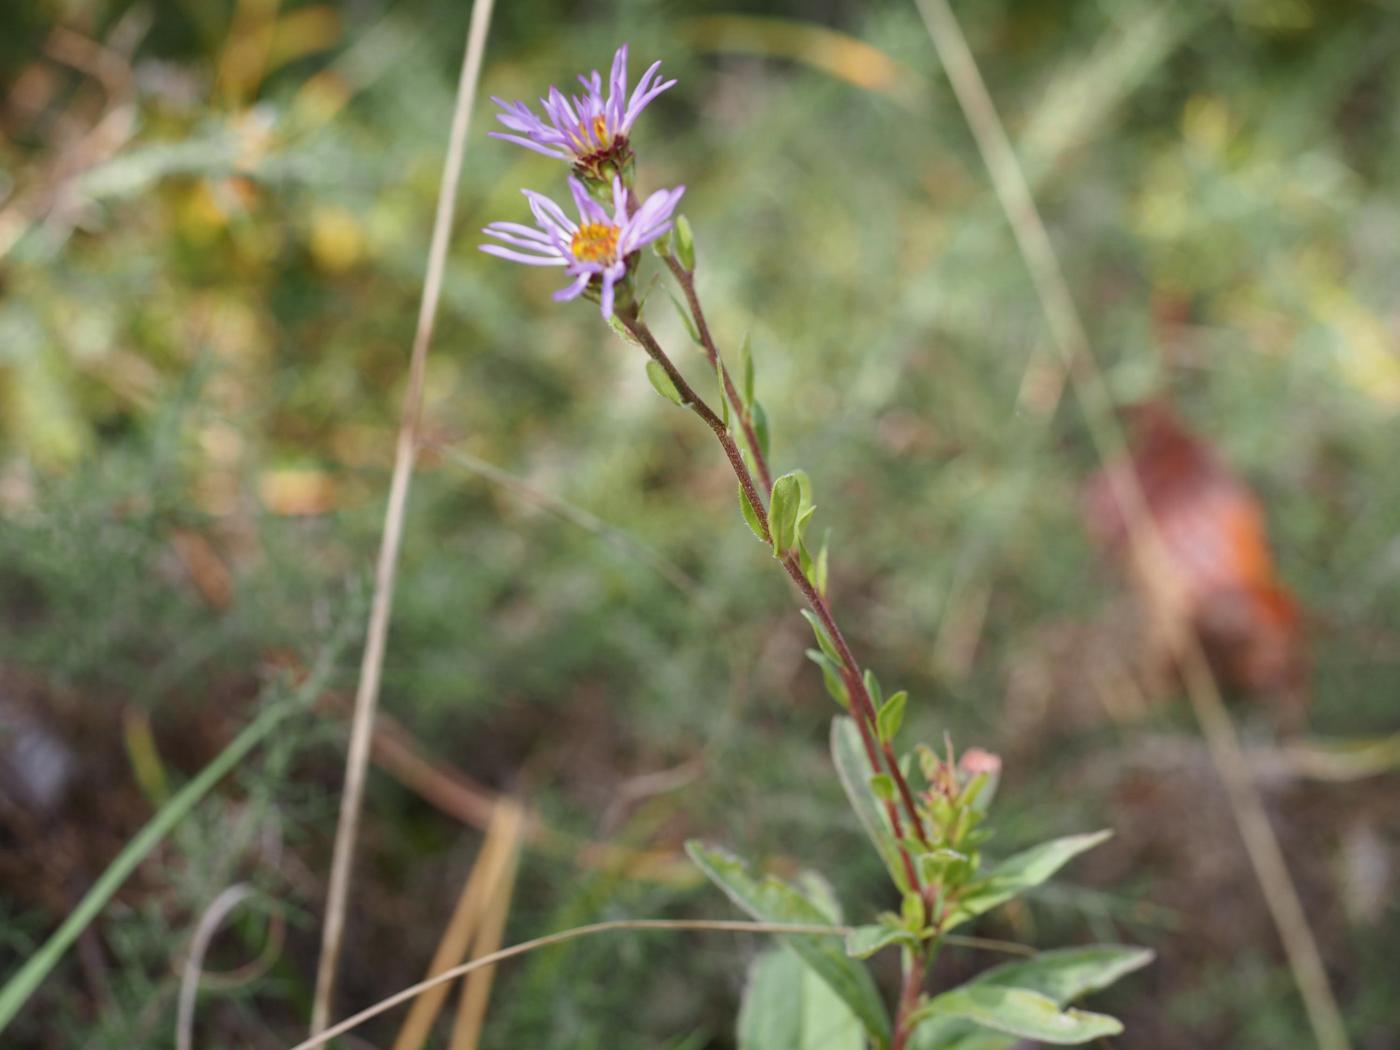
<box><xmin>795</xmin><ymin>504</ymin><xmax>816</xmax><ymax>546</ymax></box>
<box><xmin>814</xmin><ymin>534</ymin><xmax>830</xmax><ymax>597</ymax></box>
<box><xmin>607</xmin><ymin>313</ymin><xmax>639</xmax><ymax>345</ymax></box>
<box><xmin>806</xmin><ymin>650</ymin><xmax>851</xmax><ymax>710</ymax></box>
<box><xmin>770</xmin><ymin>472</ymin><xmax>804</xmax><ymax>557</ymax></box>
<box><xmin>863</xmin><ymin>669</ymin><xmax>883</xmax><ymax>709</ymax></box>
<box><xmin>740</xmin><ymin>332</ymin><xmax>756</xmax><ymax>406</ymax></box>
<box><xmin>844</xmin><ymin>922</ymin><xmax>917</xmax><ymax>960</ymax></box>
<box><xmin>715</xmin><ymin>356</ymin><xmax>730</xmax><ymax>426</ymax></box>
<box><xmin>830</xmin><ymin>717</ymin><xmax>909</xmax><ymax>892</ymax></box>
<box><xmin>738</xmin><ymin>485</ymin><xmax>766</xmax><ymax>541</ymax></box>
<box><xmin>751</xmin><ymin>400</ymin><xmax>771</xmax><ymax>461</ymax></box>
<box><xmin>665</xmin><ymin>287</ymin><xmax>702</xmax><ymax>345</ymax></box>
<box><xmin>675</xmin><ymin>214</ymin><xmax>696</xmax><ymax>271</ymax></box>
<box><xmin>800</xmin><ymin>609</ymin><xmax>842</xmax><ymax>664</ymax></box>
<box><xmin>645</xmin><ymin>360</ymin><xmax>686</xmax><ymax>405</ymax></box>
<box><xmin>869</xmin><ymin>773</ymin><xmax>897</xmax><ymax>802</ymax></box>
<box><xmin>877</xmin><ymin>691</ymin><xmax>908</xmax><ymax>744</ymax></box>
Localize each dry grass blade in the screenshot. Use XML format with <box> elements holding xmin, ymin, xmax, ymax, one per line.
<box><xmin>309</xmin><ymin>0</ymin><xmax>497</xmax><ymax>1033</ymax></box>
<box><xmin>448</xmin><ymin>800</ymin><xmax>525</xmax><ymax>1050</ymax></box>
<box><xmin>391</xmin><ymin>800</ymin><xmax>524</xmax><ymax>1050</ymax></box>
<box><xmin>910</xmin><ymin>1</ymin><xmax>1350</xmax><ymax>1047</ymax></box>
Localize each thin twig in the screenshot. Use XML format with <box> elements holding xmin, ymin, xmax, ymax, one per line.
<box><xmin>286</xmin><ymin>912</ymin><xmax>1034</xmax><ymax>1050</ymax></box>
<box><xmin>176</xmin><ymin>884</ymin><xmax>257</xmax><ymax>1050</ymax></box>
<box><xmin>310</xmin><ymin>0</ymin><xmax>497</xmax><ymax>1033</ymax></box>
<box><xmin>293</xmin><ymin>919</ymin><xmax>850</xmax><ymax>1050</ymax></box>
<box><xmin>910</xmin><ymin>2</ymin><xmax>1350</xmax><ymax>1047</ymax></box>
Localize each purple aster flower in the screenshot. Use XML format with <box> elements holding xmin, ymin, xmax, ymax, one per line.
<box><xmin>481</xmin><ymin>175</ymin><xmax>685</xmax><ymax>319</ymax></box>
<box><xmin>490</xmin><ymin>44</ymin><xmax>675</xmax><ymax>179</ymax></box>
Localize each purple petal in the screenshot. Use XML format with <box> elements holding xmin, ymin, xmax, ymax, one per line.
<box><xmin>523</xmin><ymin>189</ymin><xmax>576</xmax><ymax>237</ymax></box>
<box><xmin>608</xmin><ymin>44</ymin><xmax>629</xmax><ymax>130</ymax></box>
<box><xmin>612</xmin><ymin>176</ymin><xmax>629</xmax><ymax>224</ymax></box>
<box><xmin>554</xmin><ymin>271</ymin><xmax>592</xmax><ymax>301</ymax></box>
<box><xmin>598</xmin><ymin>269</ymin><xmax>617</xmax><ymax>318</ymax></box>
<box><xmin>482</xmin><ymin>225</ymin><xmax>556</xmax><ymax>252</ymax></box>
<box><xmin>480</xmin><ymin>243</ymin><xmax>567</xmax><ymax>266</ymax></box>
<box><xmin>621</xmin><ymin>62</ymin><xmax>673</xmax><ymax>131</ymax></box>
<box><xmin>487</xmin><ymin>131</ymin><xmax>570</xmax><ymax>160</ymax></box>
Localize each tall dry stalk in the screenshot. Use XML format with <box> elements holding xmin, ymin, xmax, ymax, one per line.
<box><xmin>309</xmin><ymin>0</ymin><xmax>498</xmax><ymax>1032</ymax></box>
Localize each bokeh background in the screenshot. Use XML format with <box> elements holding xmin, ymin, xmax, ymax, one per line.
<box><xmin>2</xmin><ymin>0</ymin><xmax>1399</xmax><ymax>1046</ymax></box>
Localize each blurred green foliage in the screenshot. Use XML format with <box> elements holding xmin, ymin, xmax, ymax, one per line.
<box><xmin>2</xmin><ymin>0</ymin><xmax>1399</xmax><ymax>1047</ymax></box>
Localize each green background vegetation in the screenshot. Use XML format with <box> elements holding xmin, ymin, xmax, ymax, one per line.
<box><xmin>2</xmin><ymin>0</ymin><xmax>1398</xmax><ymax>1046</ymax></box>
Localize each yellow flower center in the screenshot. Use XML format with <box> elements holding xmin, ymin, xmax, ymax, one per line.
<box><xmin>570</xmin><ymin>222</ymin><xmax>619</xmax><ymax>264</ymax></box>
<box><xmin>571</xmin><ymin>115</ymin><xmax>611</xmax><ymax>154</ymax></box>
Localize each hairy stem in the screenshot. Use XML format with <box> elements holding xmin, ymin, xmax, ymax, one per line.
<box><xmin>619</xmin><ymin>308</ymin><xmax>772</xmax><ymax>546</ymax></box>
<box><xmin>651</xmin><ymin>270</ymin><xmax>932</xmax><ymax>849</ymax></box>
<box><xmin>662</xmin><ymin>253</ymin><xmax>774</xmax><ymax>494</ymax></box>
<box><xmin>891</xmin><ymin>946</ymin><xmax>931</xmax><ymax>1050</ymax></box>
<box><xmin>622</xmin><ymin>309</ymin><xmax>930</xmax><ymax>887</ymax></box>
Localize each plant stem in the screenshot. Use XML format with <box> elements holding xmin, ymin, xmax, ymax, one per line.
<box><xmin>661</xmin><ymin>254</ymin><xmax>774</xmax><ymax>494</ymax></box>
<box><xmin>621</xmin><ymin>310</ymin><xmax>930</xmax><ymax>885</ymax></box>
<box><xmin>650</xmin><ymin>272</ymin><xmax>933</xmax><ymax>850</ymax></box>
<box><xmin>891</xmin><ymin>946</ymin><xmax>931</xmax><ymax>1050</ymax></box>
<box><xmin>619</xmin><ymin>308</ymin><xmax>772</xmax><ymax>546</ymax></box>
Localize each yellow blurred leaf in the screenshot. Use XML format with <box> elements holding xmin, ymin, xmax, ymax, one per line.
<box><xmin>308</xmin><ymin>205</ymin><xmax>364</xmax><ymax>273</ymax></box>
<box><xmin>259</xmin><ymin>468</ymin><xmax>339</xmax><ymax>516</ymax></box>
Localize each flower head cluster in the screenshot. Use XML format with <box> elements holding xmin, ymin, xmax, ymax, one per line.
<box><xmin>482</xmin><ymin>176</ymin><xmax>684</xmax><ymax>318</ymax></box>
<box><xmin>490</xmin><ymin>44</ymin><xmax>674</xmax><ymax>182</ymax></box>
<box><xmin>482</xmin><ymin>44</ymin><xmax>684</xmax><ymax>320</ymax></box>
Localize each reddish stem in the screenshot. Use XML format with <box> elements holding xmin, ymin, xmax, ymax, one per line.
<box><xmin>891</xmin><ymin>947</ymin><xmax>930</xmax><ymax>1050</ymax></box>
<box><xmin>623</xmin><ymin>310</ymin><xmax>931</xmax><ymax>888</ymax></box>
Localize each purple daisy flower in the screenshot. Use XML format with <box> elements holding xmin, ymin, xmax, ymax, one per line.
<box><xmin>482</xmin><ymin>175</ymin><xmax>685</xmax><ymax>318</ymax></box>
<box><xmin>489</xmin><ymin>44</ymin><xmax>675</xmax><ymax>176</ymax></box>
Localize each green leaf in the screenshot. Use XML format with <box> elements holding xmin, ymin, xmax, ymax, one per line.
<box><xmin>869</xmin><ymin>773</ymin><xmax>896</xmax><ymax>802</ymax></box>
<box><xmin>800</xmin><ymin>609</ymin><xmax>841</xmax><ymax>664</ymax></box>
<box><xmin>910</xmin><ymin>945</ymin><xmax>1151</xmax><ymax>1050</ymax></box>
<box><xmin>769</xmin><ymin>472</ymin><xmax>803</xmax><ymax>557</ymax></box>
<box><xmin>948</xmin><ymin>831</ymin><xmax>1112</xmax><ymax>930</ymax></box>
<box><xmin>686</xmin><ymin>842</ymin><xmax>891</xmax><ymax>1044</ymax></box>
<box><xmin>740</xmin><ymin>332</ymin><xmax>756</xmax><ymax>406</ymax></box>
<box><xmin>716</xmin><ymin>356</ymin><xmax>730</xmax><ymax>425</ymax></box>
<box><xmin>911</xmin><ymin>986</ymin><xmax>1120</xmax><ymax>1045</ymax></box>
<box><xmin>739</xmin><ymin>485</ymin><xmax>767</xmax><ymax>541</ymax></box>
<box><xmin>830</xmin><ymin>717</ymin><xmax>909</xmax><ymax>892</ymax></box>
<box><xmin>806</xmin><ymin>650</ymin><xmax>850</xmax><ymax>709</ymax></box>
<box><xmin>969</xmin><ymin>945</ymin><xmax>1154</xmax><ymax>1002</ymax></box>
<box><xmin>862</xmin><ymin>669</ymin><xmax>882</xmax><ymax>708</ymax></box>
<box><xmin>645</xmin><ymin>360</ymin><xmax>686</xmax><ymax>406</ymax></box>
<box><xmin>795</xmin><ymin>504</ymin><xmax>816</xmax><ymax>545</ymax></box>
<box><xmin>751</xmin><ymin>400</ymin><xmax>771</xmax><ymax>461</ymax></box>
<box><xmin>607</xmin><ymin>313</ymin><xmax>638</xmax><ymax>343</ymax></box>
<box><xmin>666</xmin><ymin>287</ymin><xmax>702</xmax><ymax>345</ymax></box>
<box><xmin>844</xmin><ymin>922</ymin><xmax>915</xmax><ymax>960</ymax></box>
<box><xmin>876</xmin><ymin>691</ymin><xmax>907</xmax><ymax>743</ymax></box>
<box><xmin>675</xmin><ymin>214</ymin><xmax>696</xmax><ymax>271</ymax></box>
<box><xmin>813</xmin><ymin>533</ymin><xmax>830</xmax><ymax>597</ymax></box>
<box><xmin>738</xmin><ymin>946</ymin><xmax>863</xmax><ymax>1050</ymax></box>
